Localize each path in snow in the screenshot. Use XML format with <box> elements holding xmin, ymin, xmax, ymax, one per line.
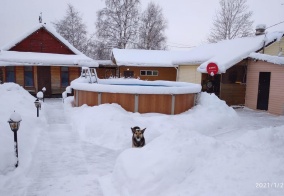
<box><xmin>24</xmin><ymin>99</ymin><xmax>118</xmax><ymax>196</ymax></box>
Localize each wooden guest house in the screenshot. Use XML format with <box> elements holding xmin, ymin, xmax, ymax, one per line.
<box><xmin>0</xmin><ymin>23</ymin><xmax>97</xmax><ymax>97</ymax></box>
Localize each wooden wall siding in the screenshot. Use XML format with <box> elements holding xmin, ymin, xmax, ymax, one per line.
<box><xmin>219</xmin><ymin>83</ymin><xmax>246</xmax><ymax>106</ymax></box>
<box><xmin>96</xmin><ymin>68</ymin><xmax>117</xmax><ymax>79</ymax></box>
<box><xmin>69</xmin><ymin>67</ymin><xmax>80</xmax><ymax>81</ymax></box>
<box><xmin>246</xmin><ymin>60</ymin><xmax>284</xmax><ymax>115</ymax></box>
<box><xmin>51</xmin><ymin>66</ymin><xmax>61</xmax><ymax>94</ymax></box>
<box><xmin>119</xmin><ymin>66</ymin><xmax>177</xmax><ymax>81</ymax></box>
<box><xmin>263</xmin><ymin>37</ymin><xmax>284</xmax><ymax>56</ymax></box>
<box><xmin>174</xmin><ymin>94</ymin><xmax>195</xmax><ymax>114</ymax></box>
<box><xmin>177</xmin><ymin>65</ymin><xmax>201</xmax><ymax>84</ymax></box>
<box><xmin>74</xmin><ymin>90</ymin><xmax>196</xmax><ymax>114</ymax></box>
<box><xmin>15</xmin><ymin>66</ymin><xmax>24</xmax><ymax>86</ymax></box>
<box><xmin>9</xmin><ymin>28</ymin><xmax>75</xmax><ymax>54</ymax></box>
<box><xmin>138</xmin><ymin>94</ymin><xmax>172</xmax><ymax>114</ymax></box>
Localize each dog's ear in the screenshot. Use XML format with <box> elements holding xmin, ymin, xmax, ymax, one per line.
<box><xmin>131</xmin><ymin>127</ymin><xmax>135</xmax><ymax>134</ymax></box>
<box><xmin>141</xmin><ymin>128</ymin><xmax>146</xmax><ymax>134</ymax></box>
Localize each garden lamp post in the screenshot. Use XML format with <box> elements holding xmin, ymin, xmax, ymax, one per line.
<box><xmin>34</xmin><ymin>98</ymin><xmax>41</xmax><ymax>117</ymax></box>
<box><xmin>42</xmin><ymin>87</ymin><xmax>46</xmax><ymax>102</ymax></box>
<box><xmin>8</xmin><ymin>111</ymin><xmax>22</xmax><ymax>168</ymax></box>
<box><xmin>37</xmin><ymin>91</ymin><xmax>44</xmax><ymax>102</ymax></box>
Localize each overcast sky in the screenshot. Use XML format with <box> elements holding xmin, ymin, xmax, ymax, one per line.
<box><xmin>0</xmin><ymin>0</ymin><xmax>283</xmax><ymax>50</ymax></box>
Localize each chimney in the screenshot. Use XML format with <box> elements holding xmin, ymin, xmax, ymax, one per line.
<box><xmin>255</xmin><ymin>24</ymin><xmax>266</xmax><ymax>35</ymax></box>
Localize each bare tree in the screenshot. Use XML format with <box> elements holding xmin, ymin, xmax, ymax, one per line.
<box><xmin>86</xmin><ymin>40</ymin><xmax>112</xmax><ymax>60</ymax></box>
<box><xmin>136</xmin><ymin>2</ymin><xmax>167</xmax><ymax>50</ymax></box>
<box><xmin>53</xmin><ymin>4</ymin><xmax>90</xmax><ymax>53</ymax></box>
<box><xmin>208</xmin><ymin>0</ymin><xmax>254</xmax><ymax>43</ymax></box>
<box><xmin>96</xmin><ymin>0</ymin><xmax>140</xmax><ymax>49</ymax></box>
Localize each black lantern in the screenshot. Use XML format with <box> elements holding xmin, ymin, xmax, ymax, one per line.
<box><xmin>34</xmin><ymin>98</ymin><xmax>41</xmax><ymax>117</ymax></box>
<box><xmin>7</xmin><ymin>111</ymin><xmax>22</xmax><ymax>168</ymax></box>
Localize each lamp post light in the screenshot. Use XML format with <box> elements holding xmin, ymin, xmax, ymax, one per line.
<box><xmin>42</xmin><ymin>87</ymin><xmax>46</xmax><ymax>102</ymax></box>
<box><xmin>37</xmin><ymin>91</ymin><xmax>44</xmax><ymax>102</ymax></box>
<box><xmin>34</xmin><ymin>98</ymin><xmax>41</xmax><ymax>117</ymax></box>
<box><xmin>8</xmin><ymin>111</ymin><xmax>22</xmax><ymax>168</ymax></box>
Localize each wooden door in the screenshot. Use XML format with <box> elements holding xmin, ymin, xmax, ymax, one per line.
<box><xmin>37</xmin><ymin>66</ymin><xmax>52</xmax><ymax>97</ymax></box>
<box><xmin>257</xmin><ymin>72</ymin><xmax>271</xmax><ymax>110</ymax></box>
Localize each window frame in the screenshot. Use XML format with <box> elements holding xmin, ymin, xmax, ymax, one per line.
<box><xmin>24</xmin><ymin>66</ymin><xmax>34</xmax><ymax>87</ymax></box>
<box><xmin>140</xmin><ymin>70</ymin><xmax>159</xmax><ymax>76</ymax></box>
<box><xmin>5</xmin><ymin>66</ymin><xmax>16</xmax><ymax>82</ymax></box>
<box><xmin>61</xmin><ymin>66</ymin><xmax>69</xmax><ymax>87</ymax></box>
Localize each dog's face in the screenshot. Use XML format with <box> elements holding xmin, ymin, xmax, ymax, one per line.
<box><xmin>131</xmin><ymin>126</ymin><xmax>146</xmax><ymax>142</ymax></box>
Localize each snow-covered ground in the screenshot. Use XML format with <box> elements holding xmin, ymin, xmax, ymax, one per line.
<box><xmin>0</xmin><ymin>83</ymin><xmax>283</xmax><ymax>196</ymax></box>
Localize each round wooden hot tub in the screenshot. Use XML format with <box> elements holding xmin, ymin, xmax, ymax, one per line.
<box><xmin>71</xmin><ymin>79</ymin><xmax>201</xmax><ymax>115</ymax></box>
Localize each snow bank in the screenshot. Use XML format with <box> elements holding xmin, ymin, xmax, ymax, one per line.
<box><xmin>65</xmin><ymin>92</ymin><xmax>236</xmax><ymax>150</ymax></box>
<box><xmin>95</xmin><ymin>93</ymin><xmax>283</xmax><ymax>196</ymax></box>
<box><xmin>0</xmin><ymin>83</ymin><xmax>44</xmax><ymax>175</ymax></box>
<box><xmin>104</xmin><ymin>125</ymin><xmax>284</xmax><ymax>196</ymax></box>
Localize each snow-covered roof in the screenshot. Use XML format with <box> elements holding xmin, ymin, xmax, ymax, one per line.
<box><xmin>112</xmin><ymin>31</ymin><xmax>283</xmax><ymax>72</ymax></box>
<box><xmin>1</xmin><ymin>23</ymin><xmax>84</xmax><ymax>55</ymax></box>
<box><xmin>174</xmin><ymin>31</ymin><xmax>284</xmax><ymax>73</ymax></box>
<box><xmin>0</xmin><ymin>50</ymin><xmax>98</xmax><ymax>67</ymax></box>
<box><xmin>112</xmin><ymin>48</ymin><xmax>190</xmax><ymax>67</ymax></box>
<box><xmin>249</xmin><ymin>52</ymin><xmax>284</xmax><ymax>65</ymax></box>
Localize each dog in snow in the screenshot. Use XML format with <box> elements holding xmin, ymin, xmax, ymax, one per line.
<box><xmin>131</xmin><ymin>126</ymin><xmax>146</xmax><ymax>148</ymax></box>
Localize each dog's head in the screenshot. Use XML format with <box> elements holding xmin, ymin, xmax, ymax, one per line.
<box><xmin>131</xmin><ymin>126</ymin><xmax>146</xmax><ymax>142</ymax></box>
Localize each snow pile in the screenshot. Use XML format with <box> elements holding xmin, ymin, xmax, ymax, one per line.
<box><xmin>0</xmin><ymin>83</ymin><xmax>44</xmax><ymax>174</ymax></box>
<box><xmin>65</xmin><ymin>92</ymin><xmax>237</xmax><ymax>150</ymax></box>
<box><xmin>103</xmin><ymin>125</ymin><xmax>284</xmax><ymax>196</ymax></box>
<box><xmin>92</xmin><ymin>93</ymin><xmax>283</xmax><ymax>196</ymax></box>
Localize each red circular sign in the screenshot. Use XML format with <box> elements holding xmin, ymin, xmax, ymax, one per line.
<box><xmin>206</xmin><ymin>63</ymin><xmax>219</xmax><ymax>76</ymax></box>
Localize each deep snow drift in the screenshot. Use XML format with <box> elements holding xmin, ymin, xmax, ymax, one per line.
<box><xmin>64</xmin><ymin>92</ymin><xmax>284</xmax><ymax>196</ymax></box>
<box><xmin>1</xmin><ymin>83</ymin><xmax>283</xmax><ymax>196</ymax></box>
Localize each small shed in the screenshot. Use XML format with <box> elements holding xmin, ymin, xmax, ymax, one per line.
<box><xmin>246</xmin><ymin>53</ymin><xmax>284</xmax><ymax>115</ymax></box>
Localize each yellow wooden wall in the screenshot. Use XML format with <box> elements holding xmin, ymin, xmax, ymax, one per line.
<box><xmin>263</xmin><ymin>36</ymin><xmax>284</xmax><ymax>56</ymax></box>
<box><xmin>177</xmin><ymin>65</ymin><xmax>201</xmax><ymax>84</ymax></box>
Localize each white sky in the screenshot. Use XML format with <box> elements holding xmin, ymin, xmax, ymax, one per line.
<box><xmin>0</xmin><ymin>0</ymin><xmax>283</xmax><ymax>50</ymax></box>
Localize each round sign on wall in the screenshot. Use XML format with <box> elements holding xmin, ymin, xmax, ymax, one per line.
<box><xmin>206</xmin><ymin>63</ymin><xmax>219</xmax><ymax>76</ymax></box>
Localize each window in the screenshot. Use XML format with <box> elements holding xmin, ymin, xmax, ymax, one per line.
<box><xmin>6</xmin><ymin>66</ymin><xmax>15</xmax><ymax>82</ymax></box>
<box><xmin>124</xmin><ymin>71</ymin><xmax>134</xmax><ymax>78</ymax></box>
<box><xmin>24</xmin><ymin>66</ymin><xmax>34</xmax><ymax>86</ymax></box>
<box><xmin>61</xmin><ymin>67</ymin><xmax>69</xmax><ymax>87</ymax></box>
<box><xmin>140</xmin><ymin>70</ymin><xmax>159</xmax><ymax>76</ymax></box>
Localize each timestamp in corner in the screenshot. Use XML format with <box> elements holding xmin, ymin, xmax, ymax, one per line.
<box><xmin>256</xmin><ymin>182</ymin><xmax>284</xmax><ymax>189</ymax></box>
